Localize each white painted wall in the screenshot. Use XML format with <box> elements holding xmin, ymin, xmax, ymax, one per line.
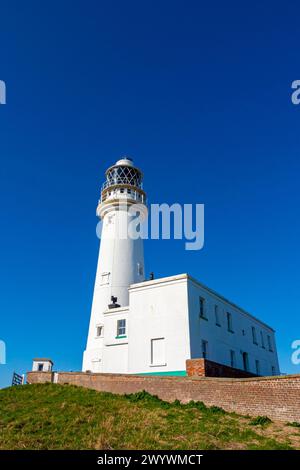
<box><xmin>82</xmin><ymin>160</ymin><xmax>146</xmax><ymax>373</ymax></box>
<box><xmin>32</xmin><ymin>360</ymin><xmax>53</xmax><ymax>372</ymax></box>
<box><xmin>187</xmin><ymin>277</ymin><xmax>280</xmax><ymax>375</ymax></box>
<box><xmin>102</xmin><ymin>306</ymin><xmax>129</xmax><ymax>373</ymax></box>
<box><xmin>84</xmin><ymin>272</ymin><xmax>280</xmax><ymax>375</ymax></box>
<box><xmin>84</xmin><ymin>304</ymin><xmax>129</xmax><ymax>373</ymax></box>
<box><xmin>127</xmin><ymin>275</ymin><xmax>191</xmax><ymax>375</ymax></box>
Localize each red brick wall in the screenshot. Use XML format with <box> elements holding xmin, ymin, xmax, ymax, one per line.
<box><xmin>27</xmin><ymin>371</ymin><xmax>53</xmax><ymax>383</ymax></box>
<box><xmin>186</xmin><ymin>358</ymin><xmax>257</xmax><ymax>378</ymax></box>
<box><xmin>27</xmin><ymin>370</ymin><xmax>300</xmax><ymax>422</ymax></box>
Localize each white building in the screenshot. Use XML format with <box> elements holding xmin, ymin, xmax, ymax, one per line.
<box><xmin>32</xmin><ymin>358</ymin><xmax>53</xmax><ymax>372</ymax></box>
<box><xmin>82</xmin><ymin>158</ymin><xmax>280</xmax><ymax>376</ymax></box>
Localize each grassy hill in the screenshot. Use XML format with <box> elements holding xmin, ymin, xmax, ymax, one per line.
<box><xmin>0</xmin><ymin>383</ymin><xmax>299</xmax><ymax>450</ymax></box>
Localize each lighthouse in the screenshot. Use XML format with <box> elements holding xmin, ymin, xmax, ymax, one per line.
<box><xmin>82</xmin><ymin>157</ymin><xmax>147</xmax><ymax>372</ymax></box>
<box><xmin>82</xmin><ymin>157</ymin><xmax>280</xmax><ymax>377</ymax></box>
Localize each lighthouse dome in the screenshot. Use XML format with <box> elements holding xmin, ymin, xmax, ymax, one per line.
<box><xmin>115</xmin><ymin>157</ymin><xmax>135</xmax><ymax>167</ymax></box>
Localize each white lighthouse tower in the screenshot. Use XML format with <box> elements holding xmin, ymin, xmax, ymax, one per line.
<box><xmin>82</xmin><ymin>157</ymin><xmax>147</xmax><ymax>373</ymax></box>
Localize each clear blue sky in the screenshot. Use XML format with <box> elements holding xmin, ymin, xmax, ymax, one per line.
<box><xmin>1</xmin><ymin>1</ymin><xmax>299</xmax><ymax>388</ymax></box>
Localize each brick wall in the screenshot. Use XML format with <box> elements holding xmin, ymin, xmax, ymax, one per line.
<box><xmin>27</xmin><ymin>370</ymin><xmax>300</xmax><ymax>423</ymax></box>
<box><xmin>27</xmin><ymin>371</ymin><xmax>53</xmax><ymax>383</ymax></box>
<box><xmin>186</xmin><ymin>358</ymin><xmax>257</xmax><ymax>378</ymax></box>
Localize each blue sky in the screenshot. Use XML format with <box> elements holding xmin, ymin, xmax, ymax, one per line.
<box><xmin>0</xmin><ymin>1</ymin><xmax>299</xmax><ymax>387</ymax></box>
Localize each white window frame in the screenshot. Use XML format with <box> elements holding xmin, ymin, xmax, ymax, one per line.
<box><xmin>99</xmin><ymin>272</ymin><xmax>110</xmax><ymax>286</ymax></box>
<box><xmin>150</xmin><ymin>337</ymin><xmax>166</xmax><ymax>367</ymax></box>
<box><xmin>117</xmin><ymin>319</ymin><xmax>126</xmax><ymax>337</ymax></box>
<box><xmin>227</xmin><ymin>312</ymin><xmax>234</xmax><ymax>333</ymax></box>
<box><xmin>252</xmin><ymin>326</ymin><xmax>258</xmax><ymax>345</ymax></box>
<box><xmin>215</xmin><ymin>305</ymin><xmax>221</xmax><ymax>326</ymax></box>
<box><xmin>96</xmin><ymin>325</ymin><xmax>104</xmax><ymax>338</ymax></box>
<box><xmin>267</xmin><ymin>335</ymin><xmax>273</xmax><ymax>352</ymax></box>
<box><xmin>137</xmin><ymin>262</ymin><xmax>144</xmax><ymax>276</ymax></box>
<box><xmin>199</xmin><ymin>297</ymin><xmax>207</xmax><ymax>319</ymax></box>
<box><xmin>260</xmin><ymin>331</ymin><xmax>265</xmax><ymax>349</ymax></box>
<box><xmin>242</xmin><ymin>351</ymin><xmax>249</xmax><ymax>372</ymax></box>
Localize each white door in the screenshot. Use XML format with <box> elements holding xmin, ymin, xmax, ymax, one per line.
<box><xmin>151</xmin><ymin>338</ymin><xmax>166</xmax><ymax>366</ymax></box>
<box><xmin>92</xmin><ymin>359</ymin><xmax>102</xmax><ymax>373</ymax></box>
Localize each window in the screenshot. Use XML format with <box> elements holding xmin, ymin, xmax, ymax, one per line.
<box><xmin>230</xmin><ymin>350</ymin><xmax>236</xmax><ymax>368</ymax></box>
<box><xmin>127</xmin><ymin>188</ymin><xmax>131</xmax><ymax>194</ymax></box>
<box><xmin>252</xmin><ymin>327</ymin><xmax>258</xmax><ymax>345</ymax></box>
<box><xmin>120</xmin><ymin>188</ymin><xmax>124</xmax><ymax>193</ymax></box>
<box><xmin>255</xmin><ymin>360</ymin><xmax>260</xmax><ymax>375</ymax></box>
<box><xmin>199</xmin><ymin>297</ymin><xmax>207</xmax><ymax>319</ymax></box>
<box><xmin>267</xmin><ymin>335</ymin><xmax>273</xmax><ymax>352</ymax></box>
<box><xmin>117</xmin><ymin>319</ymin><xmax>126</xmax><ymax>337</ymax></box>
<box><xmin>260</xmin><ymin>331</ymin><xmax>265</xmax><ymax>349</ymax></box>
<box><xmin>96</xmin><ymin>325</ymin><xmax>103</xmax><ymax>337</ymax></box>
<box><xmin>272</xmin><ymin>366</ymin><xmax>276</xmax><ymax>376</ymax></box>
<box><xmin>137</xmin><ymin>262</ymin><xmax>144</xmax><ymax>276</ymax></box>
<box><xmin>100</xmin><ymin>272</ymin><xmax>110</xmax><ymax>286</ymax></box>
<box><xmin>215</xmin><ymin>305</ymin><xmax>221</xmax><ymax>326</ymax></box>
<box><xmin>242</xmin><ymin>352</ymin><xmax>249</xmax><ymax>372</ymax></box>
<box><xmin>201</xmin><ymin>340</ymin><xmax>208</xmax><ymax>359</ymax></box>
<box><xmin>151</xmin><ymin>338</ymin><xmax>166</xmax><ymax>366</ymax></box>
<box><xmin>38</xmin><ymin>363</ymin><xmax>43</xmax><ymax>372</ymax></box>
<box><xmin>227</xmin><ymin>312</ymin><xmax>233</xmax><ymax>332</ymax></box>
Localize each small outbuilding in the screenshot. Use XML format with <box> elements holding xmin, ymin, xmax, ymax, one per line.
<box><xmin>32</xmin><ymin>358</ymin><xmax>53</xmax><ymax>372</ymax></box>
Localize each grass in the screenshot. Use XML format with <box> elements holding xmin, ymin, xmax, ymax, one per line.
<box><xmin>286</xmin><ymin>422</ymin><xmax>300</xmax><ymax>428</ymax></box>
<box><xmin>250</xmin><ymin>416</ymin><xmax>272</xmax><ymax>426</ymax></box>
<box><xmin>0</xmin><ymin>383</ymin><xmax>299</xmax><ymax>450</ymax></box>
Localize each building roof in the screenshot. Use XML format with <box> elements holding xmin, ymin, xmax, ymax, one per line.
<box><xmin>33</xmin><ymin>358</ymin><xmax>53</xmax><ymax>364</ymax></box>
<box><xmin>130</xmin><ymin>273</ymin><xmax>275</xmax><ymax>332</ymax></box>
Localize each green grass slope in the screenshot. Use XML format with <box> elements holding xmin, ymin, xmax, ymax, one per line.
<box><xmin>0</xmin><ymin>383</ymin><xmax>299</xmax><ymax>450</ymax></box>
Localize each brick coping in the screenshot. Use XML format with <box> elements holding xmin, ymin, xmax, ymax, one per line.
<box><xmin>28</xmin><ymin>371</ymin><xmax>300</xmax><ymax>383</ymax></box>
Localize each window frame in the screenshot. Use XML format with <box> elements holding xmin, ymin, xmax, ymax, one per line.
<box><xmin>201</xmin><ymin>339</ymin><xmax>208</xmax><ymax>359</ymax></box>
<box><xmin>252</xmin><ymin>326</ymin><xmax>258</xmax><ymax>345</ymax></box>
<box><xmin>260</xmin><ymin>331</ymin><xmax>265</xmax><ymax>349</ymax></box>
<box><xmin>230</xmin><ymin>350</ymin><xmax>236</xmax><ymax>368</ymax></box>
<box><xmin>227</xmin><ymin>312</ymin><xmax>234</xmax><ymax>333</ymax></box>
<box><xmin>137</xmin><ymin>262</ymin><xmax>144</xmax><ymax>276</ymax></box>
<box><xmin>215</xmin><ymin>305</ymin><xmax>221</xmax><ymax>326</ymax></box>
<box><xmin>199</xmin><ymin>297</ymin><xmax>207</xmax><ymax>320</ymax></box>
<box><xmin>99</xmin><ymin>272</ymin><xmax>110</xmax><ymax>286</ymax></box>
<box><xmin>150</xmin><ymin>337</ymin><xmax>166</xmax><ymax>366</ymax></box>
<box><xmin>96</xmin><ymin>325</ymin><xmax>104</xmax><ymax>338</ymax></box>
<box><xmin>116</xmin><ymin>319</ymin><xmax>126</xmax><ymax>337</ymax></box>
<box><xmin>267</xmin><ymin>335</ymin><xmax>273</xmax><ymax>352</ymax></box>
<box><xmin>242</xmin><ymin>352</ymin><xmax>249</xmax><ymax>372</ymax></box>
